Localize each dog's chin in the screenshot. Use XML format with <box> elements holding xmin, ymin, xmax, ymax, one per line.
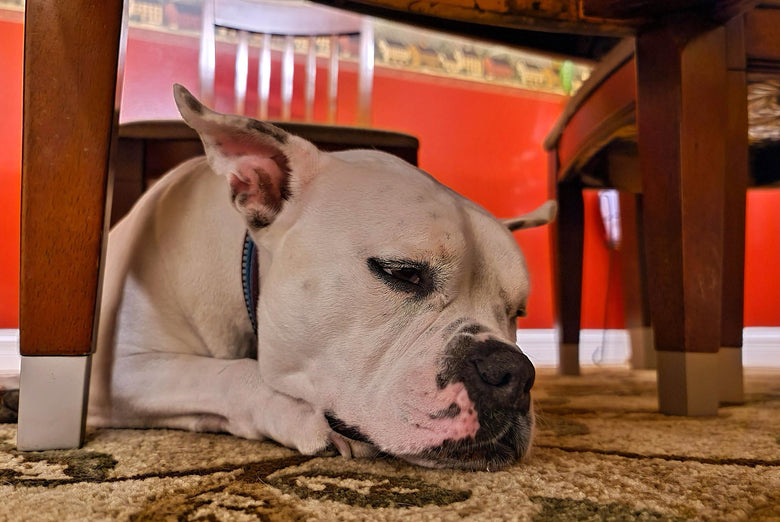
<box><xmin>325</xmin><ymin>412</ymin><xmax>533</xmax><ymax>471</ymax></box>
<box><xmin>401</xmin><ymin>416</ymin><xmax>533</xmax><ymax>471</ymax></box>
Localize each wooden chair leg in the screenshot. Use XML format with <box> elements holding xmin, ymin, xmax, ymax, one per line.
<box><xmin>551</xmin><ymin>179</ymin><xmax>584</xmax><ymax>375</ymax></box>
<box><xmin>17</xmin><ymin>0</ymin><xmax>125</xmax><ymax>450</ymax></box>
<box><xmin>110</xmin><ymin>138</ymin><xmax>145</xmax><ymax>227</ymax></box>
<box><xmin>618</xmin><ymin>193</ymin><xmax>655</xmax><ymax>369</ymax></box>
<box><xmin>719</xmin><ymin>16</ymin><xmax>748</xmax><ymax>405</ymax></box>
<box><xmin>17</xmin><ymin>357</ymin><xmax>92</xmax><ymax>450</ymax></box>
<box><xmin>636</xmin><ymin>20</ymin><xmax>729</xmax><ymax>416</ymax></box>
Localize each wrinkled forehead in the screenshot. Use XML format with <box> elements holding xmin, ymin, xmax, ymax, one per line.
<box><xmin>308</xmin><ymin>150</ymin><xmax>463</xmax><ymax>234</ymax></box>
<box><xmin>305</xmin><ymin>150</ymin><xmax>531</xmax><ymax>293</ymax></box>
<box><xmin>468</xmin><ymin>208</ymin><xmax>531</xmax><ymax>301</ymax></box>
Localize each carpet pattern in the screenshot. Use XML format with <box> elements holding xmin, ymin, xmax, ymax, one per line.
<box><xmin>1</xmin><ymin>368</ymin><xmax>779</xmax><ymax>521</ymax></box>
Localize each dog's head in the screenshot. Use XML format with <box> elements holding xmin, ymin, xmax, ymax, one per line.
<box><xmin>175</xmin><ymin>85</ymin><xmax>555</xmax><ymax>470</ymax></box>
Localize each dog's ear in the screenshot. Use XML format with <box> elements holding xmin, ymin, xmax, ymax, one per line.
<box><xmin>173</xmin><ymin>84</ymin><xmax>319</xmax><ymax>229</ymax></box>
<box><xmin>502</xmin><ymin>201</ymin><xmax>557</xmax><ymax>231</ymax></box>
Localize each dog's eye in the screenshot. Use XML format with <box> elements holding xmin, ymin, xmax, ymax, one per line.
<box><xmin>367</xmin><ymin>258</ymin><xmax>433</xmax><ymax>295</ymax></box>
<box><xmin>515</xmin><ymin>306</ymin><xmax>527</xmax><ymax>318</ymax></box>
<box><xmin>383</xmin><ymin>266</ymin><xmax>421</xmax><ymax>285</ymax></box>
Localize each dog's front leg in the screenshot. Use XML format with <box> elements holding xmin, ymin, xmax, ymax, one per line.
<box><xmin>95</xmin><ymin>352</ymin><xmax>332</xmax><ymax>455</ymax></box>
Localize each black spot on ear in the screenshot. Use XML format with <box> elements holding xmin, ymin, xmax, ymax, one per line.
<box><xmin>246</xmin><ymin>120</ymin><xmax>288</xmax><ymax>144</ymax></box>
<box><xmin>280</xmin><ymin>174</ymin><xmax>291</xmax><ymax>201</ymax></box>
<box><xmin>249</xmin><ymin>213</ymin><xmax>271</xmax><ymax>229</ymax></box>
<box><xmin>183</xmin><ymin>91</ymin><xmax>203</xmax><ymax>114</ymax></box>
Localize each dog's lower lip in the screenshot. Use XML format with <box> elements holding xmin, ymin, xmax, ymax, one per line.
<box><xmin>408</xmin><ymin>412</ymin><xmax>530</xmax><ymax>470</ymax></box>
<box><xmin>324</xmin><ymin>412</ymin><xmax>373</xmax><ymax>444</ymax></box>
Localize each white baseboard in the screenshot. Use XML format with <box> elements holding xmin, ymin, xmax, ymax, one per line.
<box><xmin>0</xmin><ymin>328</ymin><xmax>778</xmax><ymax>378</ymax></box>
<box><xmin>742</xmin><ymin>327</ymin><xmax>780</xmax><ymax>368</ymax></box>
<box><xmin>0</xmin><ymin>329</ymin><xmax>20</xmax><ymax>369</ymax></box>
<box><xmin>516</xmin><ymin>328</ymin><xmax>780</xmax><ymax>369</ymax></box>
<box><xmin>517</xmin><ymin>329</ymin><xmax>632</xmax><ymax>367</ymax></box>
<box><xmin>0</xmin><ymin>329</ymin><xmax>20</xmax><ymax>388</ymax></box>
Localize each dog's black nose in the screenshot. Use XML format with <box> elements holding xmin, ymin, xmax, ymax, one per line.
<box><xmin>466</xmin><ymin>340</ymin><xmax>535</xmax><ymax>411</ymax></box>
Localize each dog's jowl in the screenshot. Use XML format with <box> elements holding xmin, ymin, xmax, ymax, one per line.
<box><xmin>88</xmin><ymin>84</ymin><xmax>556</xmax><ymax>470</ymax></box>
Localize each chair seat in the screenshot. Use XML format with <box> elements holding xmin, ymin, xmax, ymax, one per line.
<box><xmin>544</xmin><ymin>40</ymin><xmax>780</xmax><ymax>192</ymax></box>
<box><xmin>119</xmin><ymin>120</ymin><xmax>419</xmax><ymax>157</ymax></box>
<box><xmin>112</xmin><ymin>120</ymin><xmax>419</xmax><ymax>225</ymax></box>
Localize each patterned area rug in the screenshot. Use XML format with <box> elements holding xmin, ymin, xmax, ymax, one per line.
<box><xmin>1</xmin><ymin>368</ymin><xmax>779</xmax><ymax>521</ymax></box>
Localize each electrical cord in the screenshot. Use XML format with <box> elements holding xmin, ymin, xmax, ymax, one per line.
<box><xmin>592</xmin><ymin>245</ymin><xmax>615</xmax><ymax>366</ymax></box>
<box><xmin>593</xmin><ymin>189</ymin><xmax>620</xmax><ymax>365</ymax></box>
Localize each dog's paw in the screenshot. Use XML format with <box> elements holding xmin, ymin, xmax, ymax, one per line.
<box><xmin>328</xmin><ymin>431</ymin><xmax>380</xmax><ymax>459</ymax></box>
<box><xmin>226</xmin><ymin>389</ymin><xmax>331</xmax><ymax>454</ymax></box>
<box><xmin>292</xmin><ymin>422</ymin><xmax>332</xmax><ymax>456</ymax></box>
<box><xmin>272</xmin><ymin>400</ymin><xmax>333</xmax><ymax>456</ymax></box>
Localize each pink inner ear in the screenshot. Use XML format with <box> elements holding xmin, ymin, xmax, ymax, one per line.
<box><xmin>204</xmin><ymin>131</ymin><xmax>292</xmax><ymax>220</ymax></box>
<box><xmin>228</xmin><ymin>155</ymin><xmax>288</xmax><ymax>215</ymax></box>
<box><xmin>213</xmin><ymin>132</ymin><xmax>282</xmax><ymax>159</ymax></box>
<box><xmin>229</xmin><ymin>172</ymin><xmax>252</xmax><ymax>196</ymax></box>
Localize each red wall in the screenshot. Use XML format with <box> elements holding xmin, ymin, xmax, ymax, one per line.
<box><xmin>581</xmin><ymin>190</ymin><xmax>626</xmax><ymax>329</ymax></box>
<box><xmin>122</xmin><ymin>31</ymin><xmax>564</xmax><ymax>327</ymax></box>
<box><xmin>2</xmin><ymin>20</ymin><xmax>780</xmax><ymax>330</ymax></box>
<box><xmin>0</xmin><ymin>19</ymin><xmax>23</xmax><ymax>328</ymax></box>
<box><xmin>373</xmin><ymin>73</ymin><xmax>566</xmax><ymax>328</ymax></box>
<box><xmin>745</xmin><ymin>190</ymin><xmax>780</xmax><ymax>326</ymax></box>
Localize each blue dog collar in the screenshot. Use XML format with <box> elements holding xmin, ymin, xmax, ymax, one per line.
<box><xmin>241</xmin><ymin>232</ymin><xmax>259</xmax><ymax>336</ymax></box>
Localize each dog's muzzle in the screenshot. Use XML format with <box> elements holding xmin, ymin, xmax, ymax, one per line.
<box><xmin>460</xmin><ymin>339</ymin><xmax>535</xmax><ymax>413</ymax></box>
<box><xmin>418</xmin><ymin>338</ymin><xmax>536</xmax><ymax>470</ymax></box>
<box><xmin>327</xmin><ymin>338</ymin><xmax>535</xmax><ymax>470</ymax></box>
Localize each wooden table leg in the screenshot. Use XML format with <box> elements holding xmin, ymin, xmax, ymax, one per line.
<box><xmin>16</xmin><ymin>0</ymin><xmax>125</xmax><ymax>450</ymax></box>
<box><xmin>719</xmin><ymin>15</ymin><xmax>748</xmax><ymax>405</ymax></box>
<box><xmin>550</xmin><ymin>168</ymin><xmax>585</xmax><ymax>376</ymax></box>
<box><xmin>636</xmin><ymin>19</ymin><xmax>729</xmax><ymax>416</ymax></box>
<box><xmin>618</xmin><ymin>193</ymin><xmax>655</xmax><ymax>369</ymax></box>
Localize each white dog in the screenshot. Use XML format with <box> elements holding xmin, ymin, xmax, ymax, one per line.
<box><xmin>88</xmin><ymin>85</ymin><xmax>556</xmax><ymax>470</ymax></box>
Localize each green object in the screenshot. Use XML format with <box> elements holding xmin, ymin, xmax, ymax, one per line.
<box><xmin>560</xmin><ymin>60</ymin><xmax>574</xmax><ymax>95</ymax></box>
